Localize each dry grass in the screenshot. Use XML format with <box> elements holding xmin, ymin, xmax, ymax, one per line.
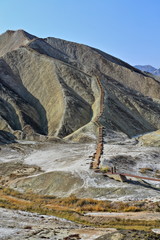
<box><xmin>1</xmin><ymin>188</ymin><xmax>160</xmax><ymax>213</ymax></box>
<box><xmin>124</xmin><ymin>206</ymin><xmax>141</xmax><ymax>212</ymax></box>
<box><xmin>0</xmin><ymin>187</ymin><xmax>160</xmax><ymax>230</ymax></box>
<box><xmin>100</xmin><ymin>166</ymin><xmax>110</xmax><ymax>173</ymax></box>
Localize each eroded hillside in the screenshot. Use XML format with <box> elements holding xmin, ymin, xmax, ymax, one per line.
<box><xmin>0</xmin><ymin>30</ymin><xmax>160</xmax><ymax>143</ymax></box>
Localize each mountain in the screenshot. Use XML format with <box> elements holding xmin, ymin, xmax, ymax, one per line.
<box><xmin>135</xmin><ymin>65</ymin><xmax>160</xmax><ymax>76</ymax></box>
<box><xmin>0</xmin><ymin>30</ymin><xmax>160</xmax><ymax>144</ymax></box>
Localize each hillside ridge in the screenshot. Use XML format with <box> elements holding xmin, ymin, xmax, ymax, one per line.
<box><xmin>0</xmin><ymin>30</ymin><xmax>160</xmax><ymax>143</ymax></box>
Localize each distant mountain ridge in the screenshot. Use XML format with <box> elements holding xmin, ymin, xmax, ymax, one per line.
<box><xmin>135</xmin><ymin>65</ymin><xmax>160</xmax><ymax>76</ymax></box>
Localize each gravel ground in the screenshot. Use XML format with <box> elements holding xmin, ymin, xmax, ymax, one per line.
<box><xmin>0</xmin><ymin>208</ymin><xmax>115</xmax><ymax>240</ymax></box>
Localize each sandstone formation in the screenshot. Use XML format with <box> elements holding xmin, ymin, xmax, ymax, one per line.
<box><xmin>0</xmin><ymin>30</ymin><xmax>160</xmax><ymax>143</ymax></box>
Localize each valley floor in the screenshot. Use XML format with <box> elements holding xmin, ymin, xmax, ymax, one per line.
<box><xmin>0</xmin><ymin>206</ymin><xmax>160</xmax><ymax>240</ymax></box>
<box><xmin>0</xmin><ymin>140</ymin><xmax>160</xmax><ymax>239</ymax></box>
<box><xmin>0</xmin><ymin>207</ymin><xmax>115</xmax><ymax>240</ymax></box>
<box><xmin>0</xmin><ymin>140</ymin><xmax>160</xmax><ymax>200</ymax></box>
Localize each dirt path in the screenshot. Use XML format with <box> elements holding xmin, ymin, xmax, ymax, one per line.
<box><xmin>85</xmin><ymin>211</ymin><xmax>160</xmax><ymax>221</ymax></box>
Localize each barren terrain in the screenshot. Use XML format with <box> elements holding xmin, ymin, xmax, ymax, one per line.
<box><xmin>0</xmin><ymin>139</ymin><xmax>160</xmax><ymax>200</ymax></box>
<box><xmin>0</xmin><ymin>207</ymin><xmax>116</xmax><ymax>240</ymax></box>
<box><xmin>0</xmin><ymin>29</ymin><xmax>160</xmax><ymax>239</ymax></box>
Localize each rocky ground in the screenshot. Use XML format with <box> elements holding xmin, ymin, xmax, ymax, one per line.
<box><xmin>0</xmin><ymin>207</ymin><xmax>160</xmax><ymax>240</ymax></box>
<box><xmin>0</xmin><ymin>207</ymin><xmax>116</xmax><ymax>240</ymax></box>
<box><xmin>0</xmin><ymin>138</ymin><xmax>160</xmax><ymax>239</ymax></box>
<box><xmin>95</xmin><ymin>229</ymin><xmax>160</xmax><ymax>240</ymax></box>
<box><xmin>0</xmin><ymin>138</ymin><xmax>160</xmax><ymax>200</ymax></box>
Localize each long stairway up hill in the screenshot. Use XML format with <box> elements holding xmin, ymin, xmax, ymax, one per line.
<box><xmin>0</xmin><ymin>29</ymin><xmax>160</xmax><ymax>143</ymax></box>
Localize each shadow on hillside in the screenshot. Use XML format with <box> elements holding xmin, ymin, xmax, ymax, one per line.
<box><xmin>0</xmin><ymin>59</ymin><xmax>48</xmax><ymax>135</ymax></box>
<box><xmin>125</xmin><ymin>178</ymin><xmax>160</xmax><ymax>191</ymax></box>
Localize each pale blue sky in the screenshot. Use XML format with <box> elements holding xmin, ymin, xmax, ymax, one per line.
<box><xmin>0</xmin><ymin>0</ymin><xmax>160</xmax><ymax>68</ymax></box>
